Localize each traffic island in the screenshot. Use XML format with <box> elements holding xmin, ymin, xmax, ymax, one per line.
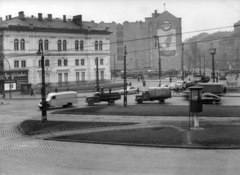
<box><xmin>45</xmin><ymin>124</ymin><xmax>240</xmax><ymax>149</ymax></box>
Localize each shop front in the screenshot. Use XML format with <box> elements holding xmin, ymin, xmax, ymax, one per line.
<box><xmin>4</xmin><ymin>69</ymin><xmax>29</xmax><ymax>91</ymax></box>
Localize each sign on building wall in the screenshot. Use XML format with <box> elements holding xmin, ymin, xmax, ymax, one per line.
<box><xmin>157</xmin><ymin>20</ymin><xmax>177</xmax><ymax>56</ymax></box>
<box><xmin>4</xmin><ymin>70</ymin><xmax>29</xmax><ymax>90</ymax></box>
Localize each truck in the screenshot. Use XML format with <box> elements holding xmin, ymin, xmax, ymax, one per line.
<box><xmin>38</xmin><ymin>91</ymin><xmax>78</xmax><ymax>109</ymax></box>
<box><xmin>135</xmin><ymin>87</ymin><xmax>172</xmax><ymax>104</ymax></box>
<box><xmin>85</xmin><ymin>92</ymin><xmax>121</xmax><ymax>106</ymax></box>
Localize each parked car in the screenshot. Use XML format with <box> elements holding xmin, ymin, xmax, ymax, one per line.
<box><xmin>194</xmin><ymin>75</ymin><xmax>210</xmax><ymax>83</ymax></box>
<box><xmin>119</xmin><ymin>86</ymin><xmax>139</xmax><ymax>95</ymax></box>
<box><xmin>202</xmin><ymin>93</ymin><xmax>221</xmax><ymax>105</ymax></box>
<box><xmin>176</xmin><ymin>81</ymin><xmax>184</xmax><ymax>89</ymax></box>
<box><xmin>185</xmin><ymin>81</ymin><xmax>196</xmax><ymax>88</ymax></box>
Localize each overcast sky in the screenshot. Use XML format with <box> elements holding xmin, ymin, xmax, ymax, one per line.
<box><xmin>0</xmin><ymin>0</ymin><xmax>240</xmax><ymax>40</ymax></box>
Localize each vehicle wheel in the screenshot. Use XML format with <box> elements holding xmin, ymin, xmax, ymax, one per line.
<box><xmin>67</xmin><ymin>103</ymin><xmax>72</xmax><ymax>108</ymax></box>
<box><xmin>88</xmin><ymin>100</ymin><xmax>94</xmax><ymax>106</ymax></box>
<box><xmin>108</xmin><ymin>100</ymin><xmax>115</xmax><ymax>106</ymax></box>
<box><xmin>137</xmin><ymin>99</ymin><xmax>143</xmax><ymax>104</ymax></box>
<box><xmin>212</xmin><ymin>101</ymin><xmax>216</xmax><ymax>105</ymax></box>
<box><xmin>159</xmin><ymin>99</ymin><xmax>165</xmax><ymax>104</ymax></box>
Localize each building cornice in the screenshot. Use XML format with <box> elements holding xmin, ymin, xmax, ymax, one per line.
<box><xmin>0</xmin><ymin>25</ymin><xmax>111</xmax><ymax>35</ymax></box>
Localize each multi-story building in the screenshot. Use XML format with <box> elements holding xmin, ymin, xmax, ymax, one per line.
<box><xmin>97</xmin><ymin>10</ymin><xmax>183</xmax><ymax>74</ymax></box>
<box><xmin>0</xmin><ymin>11</ymin><xmax>111</xmax><ymax>92</ymax></box>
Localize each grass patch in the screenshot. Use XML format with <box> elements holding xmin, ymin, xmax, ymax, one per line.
<box><xmin>19</xmin><ymin>120</ymin><xmax>137</xmax><ymax>135</ymax></box>
<box><xmin>52</xmin><ymin>126</ymin><xmax>185</xmax><ymax>146</ymax></box>
<box><xmin>191</xmin><ymin>125</ymin><xmax>240</xmax><ymax>147</ymax></box>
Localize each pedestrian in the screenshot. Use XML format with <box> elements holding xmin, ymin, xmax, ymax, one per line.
<box><xmin>129</xmin><ymin>82</ymin><xmax>132</xmax><ymax>86</ymax></box>
<box><xmin>2</xmin><ymin>90</ymin><xmax>5</xmax><ymax>99</ymax></box>
<box><xmin>0</xmin><ymin>93</ymin><xmax>3</xmax><ymax>104</ymax></box>
<box><xmin>30</xmin><ymin>87</ymin><xmax>35</xmax><ymax>97</ymax></box>
<box><xmin>143</xmin><ymin>80</ymin><xmax>146</xmax><ymax>87</ymax></box>
<box><xmin>137</xmin><ymin>87</ymin><xmax>140</xmax><ymax>94</ymax></box>
<box><xmin>101</xmin><ymin>87</ymin><xmax>104</xmax><ymax>93</ymax></box>
<box><xmin>55</xmin><ymin>87</ymin><xmax>58</xmax><ymax>92</ymax></box>
<box><xmin>109</xmin><ymin>88</ymin><xmax>112</xmax><ymax>93</ymax></box>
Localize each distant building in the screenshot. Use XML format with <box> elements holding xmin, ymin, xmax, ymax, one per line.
<box><xmin>0</xmin><ymin>12</ymin><xmax>111</xmax><ymax>92</ymax></box>
<box><xmin>96</xmin><ymin>10</ymin><xmax>183</xmax><ymax>75</ymax></box>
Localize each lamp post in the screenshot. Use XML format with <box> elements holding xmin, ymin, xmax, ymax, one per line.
<box><xmin>154</xmin><ymin>36</ymin><xmax>161</xmax><ymax>84</ymax></box>
<box><xmin>3</xmin><ymin>57</ymin><xmax>11</xmax><ymax>98</ymax></box>
<box><xmin>123</xmin><ymin>46</ymin><xmax>127</xmax><ymax>107</ymax></box>
<box><xmin>209</xmin><ymin>46</ymin><xmax>216</xmax><ymax>83</ymax></box>
<box><xmin>37</xmin><ymin>43</ymin><xmax>47</xmax><ymax>123</ymax></box>
<box><xmin>95</xmin><ymin>57</ymin><xmax>99</xmax><ymax>91</ymax></box>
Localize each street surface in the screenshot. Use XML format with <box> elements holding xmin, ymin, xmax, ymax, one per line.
<box><xmin>1</xmin><ymin>78</ymin><xmax>240</xmax><ymax>175</ymax></box>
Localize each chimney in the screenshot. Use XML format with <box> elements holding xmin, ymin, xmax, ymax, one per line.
<box><xmin>18</xmin><ymin>11</ymin><xmax>24</xmax><ymax>20</ymax></box>
<box><xmin>73</xmin><ymin>15</ymin><xmax>82</xmax><ymax>26</ymax></box>
<box><xmin>63</xmin><ymin>15</ymin><xmax>66</xmax><ymax>22</ymax></box>
<box><xmin>38</xmin><ymin>13</ymin><xmax>42</xmax><ymax>21</ymax></box>
<box><xmin>8</xmin><ymin>15</ymin><xmax>11</xmax><ymax>20</ymax></box>
<box><xmin>48</xmin><ymin>14</ymin><xmax>52</xmax><ymax>21</ymax></box>
<box><xmin>6</xmin><ymin>16</ymin><xmax>8</xmax><ymax>21</ymax></box>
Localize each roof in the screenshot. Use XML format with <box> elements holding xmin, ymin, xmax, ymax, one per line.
<box><xmin>0</xmin><ymin>17</ymin><xmax>111</xmax><ymax>35</ymax></box>
<box><xmin>48</xmin><ymin>91</ymin><xmax>77</xmax><ymax>96</ymax></box>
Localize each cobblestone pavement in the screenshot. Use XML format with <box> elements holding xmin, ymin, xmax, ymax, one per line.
<box><xmin>1</xmin><ymin>101</ymin><xmax>240</xmax><ymax>174</ymax></box>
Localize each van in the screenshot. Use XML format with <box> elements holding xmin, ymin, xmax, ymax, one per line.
<box><xmin>38</xmin><ymin>91</ymin><xmax>78</xmax><ymax>109</ymax></box>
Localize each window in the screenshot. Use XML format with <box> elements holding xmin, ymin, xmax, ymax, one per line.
<box><xmin>14</xmin><ymin>39</ymin><xmax>19</xmax><ymax>50</ymax></box>
<box><xmin>80</xmin><ymin>40</ymin><xmax>84</xmax><ymax>50</ymax></box>
<box><xmin>63</xmin><ymin>40</ymin><xmax>67</xmax><ymax>50</ymax></box>
<box><xmin>57</xmin><ymin>40</ymin><xmax>62</xmax><ymax>51</ymax></box>
<box><xmin>58</xmin><ymin>73</ymin><xmax>62</xmax><ymax>83</ymax></box>
<box><xmin>64</xmin><ymin>59</ymin><xmax>68</xmax><ymax>66</ymax></box>
<box><xmin>76</xmin><ymin>72</ymin><xmax>80</xmax><ymax>82</ymax></box>
<box><xmin>117</xmin><ymin>55</ymin><xmax>123</xmax><ymax>61</ymax></box>
<box><xmin>20</xmin><ymin>39</ymin><xmax>25</xmax><ymax>50</ymax></box>
<box><xmin>45</xmin><ymin>59</ymin><xmax>50</xmax><ymax>67</ymax></box>
<box><xmin>81</xmin><ymin>72</ymin><xmax>85</xmax><ymax>81</ymax></box>
<box><xmin>117</xmin><ymin>47</ymin><xmax>124</xmax><ymax>54</ymax></box>
<box><xmin>58</xmin><ymin>59</ymin><xmax>62</xmax><ymax>66</ymax></box>
<box><xmin>100</xmin><ymin>58</ymin><xmax>104</xmax><ymax>65</ymax></box>
<box><xmin>21</xmin><ymin>60</ymin><xmax>26</xmax><ymax>67</ymax></box>
<box><xmin>117</xmin><ymin>39</ymin><xmax>123</xmax><ymax>46</ymax></box>
<box><xmin>95</xmin><ymin>41</ymin><xmax>98</xmax><ymax>50</ymax></box>
<box><xmin>44</xmin><ymin>40</ymin><xmax>49</xmax><ymax>50</ymax></box>
<box><xmin>64</xmin><ymin>73</ymin><xmax>68</xmax><ymax>82</ymax></box>
<box><xmin>75</xmin><ymin>40</ymin><xmax>79</xmax><ymax>50</ymax></box>
<box><xmin>81</xmin><ymin>59</ymin><xmax>85</xmax><ymax>66</ymax></box>
<box><xmin>14</xmin><ymin>60</ymin><xmax>19</xmax><ymax>68</ymax></box>
<box><xmin>39</xmin><ymin>39</ymin><xmax>43</xmax><ymax>50</ymax></box>
<box><xmin>75</xmin><ymin>59</ymin><xmax>79</xmax><ymax>66</ymax></box>
<box><xmin>100</xmin><ymin>71</ymin><xmax>104</xmax><ymax>80</ymax></box>
<box><xmin>99</xmin><ymin>41</ymin><xmax>102</xmax><ymax>50</ymax></box>
<box><xmin>39</xmin><ymin>60</ymin><xmax>42</xmax><ymax>67</ymax></box>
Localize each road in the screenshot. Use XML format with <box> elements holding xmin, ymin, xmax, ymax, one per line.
<box><xmin>1</xmin><ymin>88</ymin><xmax>240</xmax><ymax>174</ymax></box>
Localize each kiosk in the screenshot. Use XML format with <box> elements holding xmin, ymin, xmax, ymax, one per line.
<box><xmin>189</xmin><ymin>86</ymin><xmax>203</xmax><ymax>129</ymax></box>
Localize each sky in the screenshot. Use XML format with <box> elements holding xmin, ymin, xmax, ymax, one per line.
<box><xmin>0</xmin><ymin>0</ymin><xmax>240</xmax><ymax>40</ymax></box>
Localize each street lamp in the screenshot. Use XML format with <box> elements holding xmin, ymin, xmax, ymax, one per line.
<box><xmin>36</xmin><ymin>43</ymin><xmax>47</xmax><ymax>123</ymax></box>
<box><xmin>209</xmin><ymin>47</ymin><xmax>216</xmax><ymax>83</ymax></box>
<box><xmin>95</xmin><ymin>57</ymin><xmax>99</xmax><ymax>91</ymax></box>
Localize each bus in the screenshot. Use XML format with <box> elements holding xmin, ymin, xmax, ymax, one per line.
<box><xmin>197</xmin><ymin>82</ymin><xmax>227</xmax><ymax>95</ymax></box>
<box><xmin>120</xmin><ymin>70</ymin><xmax>143</xmax><ymax>79</ymax></box>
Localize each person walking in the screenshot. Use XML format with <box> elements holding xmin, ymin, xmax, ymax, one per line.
<box><xmin>55</xmin><ymin>87</ymin><xmax>58</xmax><ymax>92</ymax></box>
<box><xmin>0</xmin><ymin>92</ymin><xmax>3</xmax><ymax>104</ymax></box>
<box><xmin>109</xmin><ymin>88</ymin><xmax>112</xmax><ymax>93</ymax></box>
<box><xmin>31</xmin><ymin>87</ymin><xmax>35</xmax><ymax>97</ymax></box>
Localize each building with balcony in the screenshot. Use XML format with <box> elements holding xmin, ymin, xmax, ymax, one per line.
<box><xmin>0</xmin><ymin>11</ymin><xmax>111</xmax><ymax>92</ymax></box>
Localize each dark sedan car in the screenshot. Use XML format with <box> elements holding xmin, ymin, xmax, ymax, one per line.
<box><xmin>202</xmin><ymin>93</ymin><xmax>221</xmax><ymax>105</ymax></box>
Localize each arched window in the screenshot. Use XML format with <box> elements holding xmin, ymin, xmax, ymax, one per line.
<box><xmin>14</xmin><ymin>39</ymin><xmax>19</xmax><ymax>50</ymax></box>
<box><xmin>95</xmin><ymin>41</ymin><xmax>98</xmax><ymax>50</ymax></box>
<box><xmin>45</xmin><ymin>59</ymin><xmax>50</xmax><ymax>67</ymax></box>
<box><xmin>39</xmin><ymin>39</ymin><xmax>43</xmax><ymax>50</ymax></box>
<box><xmin>20</xmin><ymin>39</ymin><xmax>25</xmax><ymax>50</ymax></box>
<box><xmin>63</xmin><ymin>40</ymin><xmax>67</xmax><ymax>50</ymax></box>
<box><xmin>44</xmin><ymin>40</ymin><xmax>49</xmax><ymax>50</ymax></box>
<box><xmin>57</xmin><ymin>40</ymin><xmax>62</xmax><ymax>51</ymax></box>
<box><xmin>80</xmin><ymin>40</ymin><xmax>84</xmax><ymax>50</ymax></box>
<box><xmin>58</xmin><ymin>59</ymin><xmax>62</xmax><ymax>66</ymax></box>
<box><xmin>99</xmin><ymin>41</ymin><xmax>103</xmax><ymax>50</ymax></box>
<box><xmin>75</xmin><ymin>40</ymin><xmax>79</xmax><ymax>50</ymax></box>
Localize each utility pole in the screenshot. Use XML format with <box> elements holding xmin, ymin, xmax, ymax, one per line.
<box><xmin>123</xmin><ymin>46</ymin><xmax>127</xmax><ymax>107</ymax></box>
<box><xmin>194</xmin><ymin>42</ymin><xmax>197</xmax><ymax>75</ymax></box>
<box><xmin>37</xmin><ymin>43</ymin><xmax>47</xmax><ymax>123</ymax></box>
<box><xmin>154</xmin><ymin>36</ymin><xmax>161</xmax><ymax>83</ymax></box>
<box><xmin>199</xmin><ymin>55</ymin><xmax>202</xmax><ymax>75</ymax></box>
<box><xmin>113</xmin><ymin>54</ymin><xmax>116</xmax><ymax>79</ymax></box>
<box><xmin>203</xmin><ymin>52</ymin><xmax>206</xmax><ymax>76</ymax></box>
<box><xmin>182</xmin><ymin>43</ymin><xmax>184</xmax><ymax>80</ymax></box>
<box><xmin>95</xmin><ymin>57</ymin><xmax>99</xmax><ymax>91</ymax></box>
